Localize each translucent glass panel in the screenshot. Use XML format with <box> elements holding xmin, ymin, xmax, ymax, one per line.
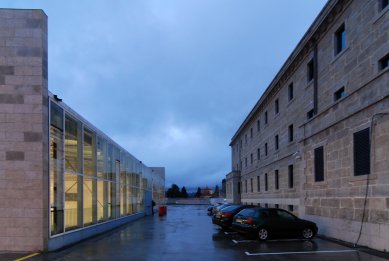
<box><xmin>97</xmin><ymin>137</ymin><xmax>106</xmax><ymax>179</ymax></box>
<box><xmin>97</xmin><ymin>179</ymin><xmax>105</xmax><ymax>222</ymax></box>
<box><xmin>50</xmin><ymin>124</ymin><xmax>64</xmax><ymax>235</ymax></box>
<box><xmin>65</xmin><ymin>172</ymin><xmax>82</xmax><ymax>231</ymax></box>
<box><xmin>83</xmin><ymin>177</ymin><xmax>94</xmax><ymax>226</ymax></box>
<box><xmin>65</xmin><ymin>115</ymin><xmax>80</xmax><ymax>173</ymax></box>
<box><xmin>83</xmin><ymin>129</ymin><xmax>94</xmax><ymax>176</ymax></box>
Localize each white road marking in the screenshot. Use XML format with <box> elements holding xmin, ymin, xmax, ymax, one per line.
<box><xmin>232</xmin><ymin>239</ymin><xmax>255</xmax><ymax>244</ymax></box>
<box><xmin>245</xmin><ymin>249</ymin><xmax>358</xmax><ymax>256</ymax></box>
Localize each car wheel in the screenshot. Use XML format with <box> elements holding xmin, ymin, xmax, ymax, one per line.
<box><xmin>258</xmin><ymin>228</ymin><xmax>269</xmax><ymax>240</ymax></box>
<box><xmin>302</xmin><ymin>227</ymin><xmax>314</xmax><ymax>239</ymax></box>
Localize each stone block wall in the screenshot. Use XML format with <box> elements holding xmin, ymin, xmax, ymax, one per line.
<box><xmin>0</xmin><ymin>9</ymin><xmax>48</xmax><ymax>252</ymax></box>
<box><xmin>227</xmin><ymin>0</ymin><xmax>389</xmax><ymax>251</ymax></box>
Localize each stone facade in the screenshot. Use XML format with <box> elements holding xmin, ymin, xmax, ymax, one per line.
<box><xmin>226</xmin><ymin>0</ymin><xmax>389</xmax><ymax>251</ymax></box>
<box><xmin>0</xmin><ymin>9</ymin><xmax>49</xmax><ymax>252</ymax></box>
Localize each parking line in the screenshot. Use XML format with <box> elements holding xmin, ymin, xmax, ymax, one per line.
<box><xmin>13</xmin><ymin>252</ymin><xmax>40</xmax><ymax>261</ymax></box>
<box><xmin>245</xmin><ymin>249</ymin><xmax>358</xmax><ymax>256</ymax></box>
<box><xmin>232</xmin><ymin>239</ymin><xmax>255</xmax><ymax>244</ymax></box>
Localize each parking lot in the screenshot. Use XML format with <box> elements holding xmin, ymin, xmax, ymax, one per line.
<box><xmin>8</xmin><ymin>205</ymin><xmax>388</xmax><ymax>261</ymax></box>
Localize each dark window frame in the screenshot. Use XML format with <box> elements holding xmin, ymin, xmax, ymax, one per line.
<box><xmin>275</xmin><ymin>170</ymin><xmax>279</xmax><ymax>190</ymax></box>
<box><xmin>314</xmin><ymin>146</ymin><xmax>325</xmax><ymax>182</ymax></box>
<box><xmin>334</xmin><ymin>86</ymin><xmax>346</xmax><ymax>101</ymax></box>
<box><xmin>257</xmin><ymin>119</ymin><xmax>260</xmax><ymax>132</ymax></box>
<box><xmin>265</xmin><ymin>111</ymin><xmax>268</xmax><ymax>124</ymax></box>
<box><xmin>257</xmin><ymin>148</ymin><xmax>260</xmax><ymax>160</ymax></box>
<box><xmin>275</xmin><ymin>135</ymin><xmax>279</xmax><ymax>150</ymax></box>
<box><xmin>257</xmin><ymin>176</ymin><xmax>260</xmax><ymax>192</ymax></box>
<box><xmin>353</xmin><ymin>128</ymin><xmax>371</xmax><ymax>176</ymax></box>
<box><xmin>265</xmin><ymin>173</ymin><xmax>268</xmax><ymax>191</ymax></box>
<box><xmin>288</xmin><ymin>82</ymin><xmax>294</xmax><ymax>101</ymax></box>
<box><xmin>275</xmin><ymin>99</ymin><xmax>279</xmax><ymax>114</ymax></box>
<box><xmin>288</xmin><ymin>164</ymin><xmax>294</xmax><ymax>188</ymax></box>
<box><xmin>379</xmin><ymin>53</ymin><xmax>389</xmax><ymax>71</ymax></box>
<box><xmin>307</xmin><ymin>59</ymin><xmax>314</xmax><ymax>82</ymax></box>
<box><xmin>335</xmin><ymin>23</ymin><xmax>346</xmax><ymax>55</ymax></box>
<box><xmin>288</xmin><ymin>124</ymin><xmax>294</xmax><ymax>142</ymax></box>
<box><xmin>381</xmin><ymin>0</ymin><xmax>389</xmax><ymax>10</ymax></box>
<box><xmin>265</xmin><ymin>143</ymin><xmax>268</xmax><ymax>156</ymax></box>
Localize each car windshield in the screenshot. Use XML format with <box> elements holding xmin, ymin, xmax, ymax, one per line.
<box><xmin>221</xmin><ymin>205</ymin><xmax>241</xmax><ymax>212</ymax></box>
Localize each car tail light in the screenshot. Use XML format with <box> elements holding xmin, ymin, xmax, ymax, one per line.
<box><xmin>222</xmin><ymin>212</ymin><xmax>233</xmax><ymax>218</ymax></box>
<box><xmin>246</xmin><ymin>217</ymin><xmax>254</xmax><ymax>225</ymax></box>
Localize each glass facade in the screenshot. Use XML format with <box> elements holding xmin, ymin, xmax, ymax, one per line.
<box><xmin>49</xmin><ymin>99</ymin><xmax>163</xmax><ymax>237</ymax></box>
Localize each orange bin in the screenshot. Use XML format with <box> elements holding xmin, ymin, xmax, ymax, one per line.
<box><xmin>158</xmin><ymin>206</ymin><xmax>167</xmax><ymax>216</ymax></box>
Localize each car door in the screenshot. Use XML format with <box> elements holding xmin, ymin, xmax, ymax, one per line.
<box><xmin>274</xmin><ymin>209</ymin><xmax>301</xmax><ymax>237</ymax></box>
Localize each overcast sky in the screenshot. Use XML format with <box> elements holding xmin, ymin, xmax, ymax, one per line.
<box><xmin>3</xmin><ymin>0</ymin><xmax>327</xmax><ymax>189</ymax></box>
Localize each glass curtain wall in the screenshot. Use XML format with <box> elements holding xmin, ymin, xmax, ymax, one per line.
<box><xmin>49</xmin><ymin>99</ymin><xmax>150</xmax><ymax>237</ymax></box>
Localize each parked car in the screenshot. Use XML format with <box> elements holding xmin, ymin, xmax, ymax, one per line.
<box><xmin>212</xmin><ymin>203</ymin><xmax>234</xmax><ymax>216</ymax></box>
<box><xmin>212</xmin><ymin>204</ymin><xmax>256</xmax><ymax>229</ymax></box>
<box><xmin>232</xmin><ymin>208</ymin><xmax>318</xmax><ymax>240</ymax></box>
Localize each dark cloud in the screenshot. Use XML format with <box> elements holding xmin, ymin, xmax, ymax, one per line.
<box><xmin>2</xmin><ymin>0</ymin><xmax>327</xmax><ymax>187</ymax></box>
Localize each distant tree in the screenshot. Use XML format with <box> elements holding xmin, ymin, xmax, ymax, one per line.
<box><xmin>181</xmin><ymin>186</ymin><xmax>188</xmax><ymax>198</ymax></box>
<box><xmin>166</xmin><ymin>184</ymin><xmax>181</xmax><ymax>198</ymax></box>
<box><xmin>195</xmin><ymin>187</ymin><xmax>202</xmax><ymax>198</ymax></box>
<box><xmin>213</xmin><ymin>185</ymin><xmax>220</xmax><ymax>197</ymax></box>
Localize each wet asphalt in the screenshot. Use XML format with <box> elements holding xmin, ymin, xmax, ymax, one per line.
<box><xmin>6</xmin><ymin>205</ymin><xmax>389</xmax><ymax>261</ymax></box>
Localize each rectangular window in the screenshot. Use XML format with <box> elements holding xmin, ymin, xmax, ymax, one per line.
<box><xmin>381</xmin><ymin>0</ymin><xmax>388</xmax><ymax>10</ymax></box>
<box><xmin>288</xmin><ymin>165</ymin><xmax>294</xmax><ymax>188</ymax></box>
<box><xmin>334</xmin><ymin>86</ymin><xmax>346</xmax><ymax>101</ymax></box>
<box><xmin>245</xmin><ymin>134</ymin><xmax>247</xmax><ymax>144</ymax></box>
<box><xmin>265</xmin><ymin>111</ymin><xmax>268</xmax><ymax>124</ymax></box>
<box><xmin>257</xmin><ymin>148</ymin><xmax>260</xmax><ymax>160</ymax></box>
<box><xmin>288</xmin><ymin>205</ymin><xmax>294</xmax><ymax>212</ymax></box>
<box><xmin>65</xmin><ymin>115</ymin><xmax>80</xmax><ymax>173</ymax></box>
<box><xmin>307</xmin><ymin>109</ymin><xmax>315</xmax><ymax>120</ymax></box>
<box><xmin>275</xmin><ymin>99</ymin><xmax>279</xmax><ymax>114</ymax></box>
<box><xmin>275</xmin><ymin>135</ymin><xmax>279</xmax><ymax>150</ymax></box>
<box><xmin>265</xmin><ymin>173</ymin><xmax>268</xmax><ymax>191</ymax></box>
<box><xmin>245</xmin><ymin>157</ymin><xmax>248</xmax><ymax>167</ymax></box>
<box><xmin>250</xmin><ymin>153</ymin><xmax>253</xmax><ymax>164</ymax></box>
<box><xmin>275</xmin><ymin>170</ymin><xmax>279</xmax><ymax>190</ymax></box>
<box><xmin>250</xmin><ymin>128</ymin><xmax>253</xmax><ymax>138</ymax></box>
<box><xmin>307</xmin><ymin>59</ymin><xmax>314</xmax><ymax>82</ymax></box>
<box><xmin>354</xmin><ymin>128</ymin><xmax>370</xmax><ymax>176</ymax></box>
<box><xmin>245</xmin><ymin>180</ymin><xmax>247</xmax><ymax>193</ymax></box>
<box><xmin>314</xmin><ymin>146</ymin><xmax>324</xmax><ymax>182</ymax></box>
<box><xmin>288</xmin><ymin>124</ymin><xmax>294</xmax><ymax>142</ymax></box>
<box><xmin>275</xmin><ymin>204</ymin><xmax>279</xmax><ymax>209</ymax></box>
<box><xmin>288</xmin><ymin>82</ymin><xmax>294</xmax><ymax>101</ymax></box>
<box><xmin>379</xmin><ymin>53</ymin><xmax>389</xmax><ymax>70</ymax></box>
<box><xmin>265</xmin><ymin>143</ymin><xmax>268</xmax><ymax>156</ymax></box>
<box><xmin>257</xmin><ymin>176</ymin><xmax>260</xmax><ymax>192</ymax></box>
<box><xmin>250</xmin><ymin>178</ymin><xmax>253</xmax><ymax>192</ymax></box>
<box><xmin>335</xmin><ymin>23</ymin><xmax>346</xmax><ymax>55</ymax></box>
<box><xmin>257</xmin><ymin>119</ymin><xmax>260</xmax><ymax>132</ymax></box>
<box><xmin>238</xmin><ymin>182</ymin><xmax>241</xmax><ymax>194</ymax></box>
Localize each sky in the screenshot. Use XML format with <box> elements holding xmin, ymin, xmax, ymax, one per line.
<box><xmin>2</xmin><ymin>0</ymin><xmax>327</xmax><ymax>189</ymax></box>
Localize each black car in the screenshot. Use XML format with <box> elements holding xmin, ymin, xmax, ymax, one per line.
<box><xmin>212</xmin><ymin>204</ymin><xmax>255</xmax><ymax>229</ymax></box>
<box><xmin>232</xmin><ymin>208</ymin><xmax>318</xmax><ymax>240</ymax></box>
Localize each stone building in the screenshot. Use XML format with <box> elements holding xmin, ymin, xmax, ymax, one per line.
<box><xmin>0</xmin><ymin>9</ymin><xmax>165</xmax><ymax>252</ymax></box>
<box><xmin>226</xmin><ymin>0</ymin><xmax>389</xmax><ymax>251</ymax></box>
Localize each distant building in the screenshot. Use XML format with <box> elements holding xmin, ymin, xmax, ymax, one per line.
<box><xmin>0</xmin><ymin>9</ymin><xmax>165</xmax><ymax>252</ymax></box>
<box><xmin>226</xmin><ymin>0</ymin><xmax>389</xmax><ymax>252</ymax></box>
<box><xmin>200</xmin><ymin>187</ymin><xmax>213</xmax><ymax>198</ymax></box>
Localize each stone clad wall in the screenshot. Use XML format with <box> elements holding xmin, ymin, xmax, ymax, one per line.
<box><xmin>0</xmin><ymin>9</ymin><xmax>48</xmax><ymax>251</ymax></box>
<box><xmin>227</xmin><ymin>0</ymin><xmax>389</xmax><ymax>251</ymax></box>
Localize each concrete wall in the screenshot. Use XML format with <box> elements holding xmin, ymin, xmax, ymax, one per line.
<box><xmin>0</xmin><ymin>9</ymin><xmax>49</xmax><ymax>252</ymax></box>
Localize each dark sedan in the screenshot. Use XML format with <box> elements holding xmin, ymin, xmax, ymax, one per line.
<box><xmin>212</xmin><ymin>205</ymin><xmax>255</xmax><ymax>229</ymax></box>
<box><xmin>232</xmin><ymin>208</ymin><xmax>318</xmax><ymax>240</ymax></box>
